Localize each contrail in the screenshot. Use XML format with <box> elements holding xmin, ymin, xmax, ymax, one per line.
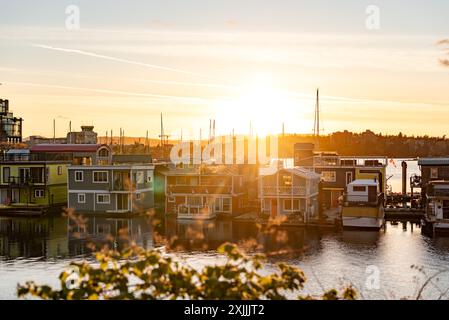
<box><xmin>33</xmin><ymin>44</ymin><xmax>216</xmax><ymax>80</ymax></box>
<box><xmin>7</xmin><ymin>81</ymin><xmax>218</xmax><ymax>104</ymax></box>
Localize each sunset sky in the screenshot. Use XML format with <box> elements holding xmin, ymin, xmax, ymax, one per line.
<box><xmin>1</xmin><ymin>0</ymin><xmax>449</xmax><ymax>139</ymax></box>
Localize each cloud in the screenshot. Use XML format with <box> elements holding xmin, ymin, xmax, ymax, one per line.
<box><xmin>6</xmin><ymin>81</ymin><xmax>216</xmax><ymax>104</ymax></box>
<box><xmin>437</xmin><ymin>39</ymin><xmax>449</xmax><ymax>45</ymax></box>
<box><xmin>32</xmin><ymin>44</ymin><xmax>215</xmax><ymax>80</ymax></box>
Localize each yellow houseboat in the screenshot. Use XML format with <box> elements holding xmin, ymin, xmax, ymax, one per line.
<box><xmin>341</xmin><ymin>179</ymin><xmax>385</xmax><ymax>230</ymax></box>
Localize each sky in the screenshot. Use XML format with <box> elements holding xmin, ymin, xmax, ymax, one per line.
<box><xmin>0</xmin><ymin>0</ymin><xmax>449</xmax><ymax>139</ymax></box>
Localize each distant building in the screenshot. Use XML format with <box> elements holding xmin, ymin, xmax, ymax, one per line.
<box><xmin>27</xmin><ymin>125</ymin><xmax>98</xmax><ymax>146</ymax></box>
<box><xmin>0</xmin><ymin>99</ymin><xmax>23</xmax><ymax>144</ymax></box>
<box><xmin>67</xmin><ymin>125</ymin><xmax>97</xmax><ymax>144</ymax></box>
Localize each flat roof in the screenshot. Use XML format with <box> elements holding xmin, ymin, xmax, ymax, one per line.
<box><xmin>348</xmin><ymin>179</ymin><xmax>378</xmax><ymax>186</ymax></box>
<box><xmin>418</xmin><ymin>158</ymin><xmax>449</xmax><ymax>166</ymax></box>
<box><xmin>30</xmin><ymin>144</ymin><xmax>108</xmax><ymax>153</ymax></box>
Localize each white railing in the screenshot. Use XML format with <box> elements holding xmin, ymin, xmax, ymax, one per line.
<box><xmin>261</xmin><ymin>186</ymin><xmax>306</xmax><ymax>196</ymax></box>
<box><xmin>177</xmin><ymin>204</ymin><xmax>216</xmax><ymax>219</ymax></box>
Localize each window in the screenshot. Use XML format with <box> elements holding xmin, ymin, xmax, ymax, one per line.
<box><xmin>2</xmin><ymin>167</ymin><xmax>10</xmax><ymax>183</ymax></box>
<box><xmin>93</xmin><ymin>171</ymin><xmax>108</xmax><ymax>183</ymax></box>
<box><xmin>189</xmin><ymin>177</ymin><xmax>199</xmax><ymax>186</ymax></box>
<box><xmin>98</xmin><ymin>148</ymin><xmax>109</xmax><ymax>157</ymax></box>
<box><xmin>57</xmin><ymin>166</ymin><xmax>63</xmax><ymax>175</ymax></box>
<box><xmin>136</xmin><ymin>193</ymin><xmax>141</xmax><ymax>200</ymax></box>
<box><xmin>214</xmin><ymin>197</ymin><xmax>221</xmax><ymax>211</ymax></box>
<box><xmin>284</xmin><ymin>199</ymin><xmax>292</xmax><ymax>211</ymax></box>
<box><xmin>96</xmin><ymin>194</ymin><xmax>110</xmax><ymax>204</ymax></box>
<box><xmin>34</xmin><ymin>189</ymin><xmax>45</xmax><ymax>198</ymax></box>
<box><xmin>78</xmin><ymin>193</ymin><xmax>86</xmax><ymax>203</ymax></box>
<box><xmin>263</xmin><ymin>199</ymin><xmax>271</xmax><ymax>211</ymax></box>
<box><xmin>222</xmin><ymin>197</ymin><xmax>231</xmax><ymax>212</ymax></box>
<box><xmin>187</xmin><ymin>196</ymin><xmax>202</xmax><ymax>206</ymax></box>
<box><xmin>147</xmin><ymin>171</ymin><xmax>152</xmax><ymax>183</ymax></box>
<box><xmin>431</xmin><ymin>167</ymin><xmax>439</xmax><ymax>179</ymax></box>
<box><xmin>282</xmin><ymin>175</ymin><xmax>292</xmax><ymax>186</ymax></box>
<box><xmin>321</xmin><ymin>171</ymin><xmax>336</xmax><ymax>182</ymax></box>
<box><xmin>175</xmin><ymin>176</ymin><xmax>187</xmax><ymax>185</ymax></box>
<box><xmin>293</xmin><ymin>199</ymin><xmax>300</xmax><ymax>211</ymax></box>
<box><xmin>75</xmin><ymin>171</ymin><xmax>84</xmax><ymax>182</ymax></box>
<box><xmin>136</xmin><ymin>171</ymin><xmax>144</xmax><ymax>184</ymax></box>
<box><xmin>353</xmin><ymin>186</ymin><xmax>366</xmax><ymax>192</ymax></box>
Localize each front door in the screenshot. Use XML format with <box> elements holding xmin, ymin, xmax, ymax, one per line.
<box><xmin>368</xmin><ymin>186</ymin><xmax>377</xmax><ymax>202</ymax></box>
<box><xmin>11</xmin><ymin>189</ymin><xmax>19</xmax><ymax>203</ymax></box>
<box><xmin>117</xmin><ymin>194</ymin><xmax>129</xmax><ymax>211</ymax></box>
<box><xmin>19</xmin><ymin>168</ymin><xmax>30</xmax><ymax>184</ymax></box>
<box><xmin>271</xmin><ymin>199</ymin><xmax>277</xmax><ymax>218</ymax></box>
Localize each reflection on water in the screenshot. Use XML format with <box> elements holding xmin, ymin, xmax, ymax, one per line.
<box><xmin>1</xmin><ymin>214</ymin><xmax>449</xmax><ymax>300</ymax></box>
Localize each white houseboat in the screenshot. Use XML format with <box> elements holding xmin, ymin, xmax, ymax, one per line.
<box><xmin>341</xmin><ymin>179</ymin><xmax>385</xmax><ymax>229</ymax></box>
<box><xmin>422</xmin><ymin>181</ymin><xmax>449</xmax><ymax>236</ymax></box>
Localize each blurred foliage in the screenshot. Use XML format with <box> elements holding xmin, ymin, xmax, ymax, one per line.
<box><xmin>17</xmin><ymin>242</ymin><xmax>355</xmax><ymax>300</ymax></box>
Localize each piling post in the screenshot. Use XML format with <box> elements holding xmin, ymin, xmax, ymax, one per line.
<box><xmin>402</xmin><ymin>161</ymin><xmax>407</xmax><ymax>208</ymax></box>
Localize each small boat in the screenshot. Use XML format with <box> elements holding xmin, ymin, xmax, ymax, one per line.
<box><xmin>341</xmin><ymin>179</ymin><xmax>385</xmax><ymax>230</ymax></box>
<box><xmin>422</xmin><ymin>181</ymin><xmax>449</xmax><ymax>236</ymax></box>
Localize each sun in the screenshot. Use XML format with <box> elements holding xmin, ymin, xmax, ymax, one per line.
<box><xmin>214</xmin><ymin>74</ymin><xmax>301</xmax><ymax>136</ymax></box>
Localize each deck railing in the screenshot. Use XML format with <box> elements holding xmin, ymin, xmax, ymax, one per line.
<box><xmin>261</xmin><ymin>186</ymin><xmax>307</xmax><ymax>196</ymax></box>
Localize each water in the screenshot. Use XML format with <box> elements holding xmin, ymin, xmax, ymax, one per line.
<box><xmin>1</xmin><ymin>214</ymin><xmax>449</xmax><ymax>300</ymax></box>
<box><xmin>1</xmin><ymin>159</ymin><xmax>445</xmax><ymax>300</ymax></box>
<box><xmin>386</xmin><ymin>158</ymin><xmax>420</xmax><ymax>193</ymax></box>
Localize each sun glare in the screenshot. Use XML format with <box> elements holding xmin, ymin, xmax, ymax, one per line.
<box><xmin>214</xmin><ymin>74</ymin><xmax>300</xmax><ymax>136</ymax></box>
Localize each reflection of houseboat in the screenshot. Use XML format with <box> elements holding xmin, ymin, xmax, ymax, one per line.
<box><xmin>341</xmin><ymin>179</ymin><xmax>385</xmax><ymax>230</ymax></box>
<box><xmin>422</xmin><ymin>181</ymin><xmax>449</xmax><ymax>236</ymax></box>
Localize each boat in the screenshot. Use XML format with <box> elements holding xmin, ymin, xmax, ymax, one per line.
<box><xmin>421</xmin><ymin>181</ymin><xmax>449</xmax><ymax>236</ymax></box>
<box><xmin>341</xmin><ymin>179</ymin><xmax>385</xmax><ymax>230</ymax></box>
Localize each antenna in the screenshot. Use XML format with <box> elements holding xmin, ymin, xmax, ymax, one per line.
<box><xmin>313</xmin><ymin>88</ymin><xmax>320</xmax><ymax>136</ymax></box>
<box><xmin>159</xmin><ymin>113</ymin><xmax>169</xmax><ymax>146</ymax></box>
<box><xmin>53</xmin><ymin>119</ymin><xmax>56</xmax><ymax>143</ymax></box>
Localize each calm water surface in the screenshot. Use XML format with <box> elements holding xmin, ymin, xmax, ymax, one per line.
<box><xmin>1</xmin><ymin>160</ymin><xmax>446</xmax><ymax>300</ymax></box>
<box><xmin>1</xmin><ymin>214</ymin><xmax>449</xmax><ymax>300</ymax></box>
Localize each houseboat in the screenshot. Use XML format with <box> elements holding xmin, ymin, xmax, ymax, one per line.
<box><xmin>341</xmin><ymin>179</ymin><xmax>385</xmax><ymax>230</ymax></box>
<box><xmin>421</xmin><ymin>181</ymin><xmax>449</xmax><ymax>236</ymax></box>
<box><xmin>162</xmin><ymin>164</ymin><xmax>250</xmax><ymax>220</ymax></box>
<box><xmin>259</xmin><ymin>162</ymin><xmax>320</xmax><ymax>221</ymax></box>
<box><xmin>67</xmin><ymin>155</ymin><xmax>154</xmax><ymax>215</ymax></box>
<box><xmin>294</xmin><ymin>143</ymin><xmax>387</xmax><ymax>210</ymax></box>
<box><xmin>0</xmin><ymin>144</ymin><xmax>111</xmax><ymax>215</ymax></box>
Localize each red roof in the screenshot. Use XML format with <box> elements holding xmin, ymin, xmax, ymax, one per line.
<box><xmin>30</xmin><ymin>144</ymin><xmax>106</xmax><ymax>153</ymax></box>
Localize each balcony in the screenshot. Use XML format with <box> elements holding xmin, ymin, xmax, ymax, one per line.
<box><xmin>167</xmin><ymin>185</ymin><xmax>233</xmax><ymax>195</ymax></box>
<box><xmin>177</xmin><ymin>204</ymin><xmax>216</xmax><ymax>220</ymax></box>
<box><xmin>261</xmin><ymin>186</ymin><xmax>306</xmax><ymax>196</ymax></box>
<box><xmin>7</xmin><ymin>176</ymin><xmax>45</xmax><ymax>186</ymax></box>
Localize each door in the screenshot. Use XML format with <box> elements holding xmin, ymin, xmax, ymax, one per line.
<box><xmin>368</xmin><ymin>186</ymin><xmax>377</xmax><ymax>202</ymax></box>
<box><xmin>19</xmin><ymin>168</ymin><xmax>30</xmax><ymax>184</ymax></box>
<box><xmin>117</xmin><ymin>194</ymin><xmax>129</xmax><ymax>211</ymax></box>
<box><xmin>11</xmin><ymin>189</ymin><xmax>19</xmax><ymax>203</ymax></box>
<box><xmin>271</xmin><ymin>199</ymin><xmax>277</xmax><ymax>218</ymax></box>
